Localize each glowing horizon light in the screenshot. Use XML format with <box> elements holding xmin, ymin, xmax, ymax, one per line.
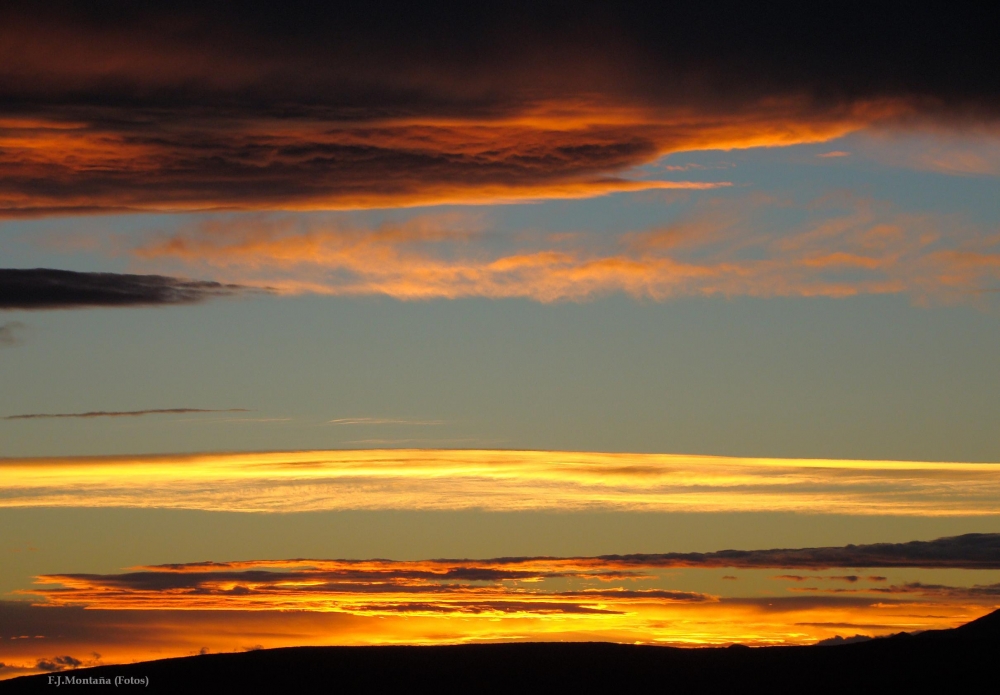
<box><xmin>1</xmin><ymin>597</ymin><xmax>990</xmax><ymax>680</ymax></box>
<box><xmin>3</xmin><ymin>547</ymin><xmax>999</xmax><ymax>680</ymax></box>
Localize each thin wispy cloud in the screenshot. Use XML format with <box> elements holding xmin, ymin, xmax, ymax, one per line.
<box><xmin>4</xmin><ymin>408</ymin><xmax>250</xmax><ymax>421</ymax></box>
<box><xmin>343</xmin><ymin>438</ymin><xmax>495</xmax><ymax>446</ymax></box>
<box><xmin>857</xmin><ymin>129</ymin><xmax>1000</xmax><ymax>176</ymax></box>
<box><xmin>329</xmin><ymin>418</ymin><xmax>445</xmax><ymax>426</ymax></box>
<box><xmin>130</xmin><ymin>196</ymin><xmax>1000</xmax><ymax>304</ymax></box>
<box><xmin>773</xmin><ymin>575</ymin><xmax>888</xmax><ymax>583</ymax></box>
<box><xmin>785</xmin><ymin>582</ymin><xmax>1000</xmax><ymax>598</ymax></box>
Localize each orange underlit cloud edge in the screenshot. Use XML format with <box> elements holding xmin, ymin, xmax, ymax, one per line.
<box><xmin>0</xmin><ymin>99</ymin><xmax>929</xmax><ymax>216</ymax></box>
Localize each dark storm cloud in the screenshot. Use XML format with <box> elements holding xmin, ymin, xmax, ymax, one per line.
<box><xmin>4</xmin><ymin>408</ymin><xmax>250</xmax><ymax>421</ymax></box>
<box><xmin>0</xmin><ymin>268</ymin><xmax>251</xmax><ymax>309</ymax></box>
<box><xmin>2</xmin><ymin>1</ymin><xmax>995</xmax><ymax>116</ymax></box>
<box><xmin>34</xmin><ymin>655</ymin><xmax>82</xmax><ymax>672</ymax></box>
<box><xmin>0</xmin><ymin>1</ymin><xmax>996</xmax><ymax>215</ymax></box>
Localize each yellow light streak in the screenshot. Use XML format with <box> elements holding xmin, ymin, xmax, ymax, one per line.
<box><xmin>2</xmin><ymin>449</ymin><xmax>999</xmax><ymax>515</ymax></box>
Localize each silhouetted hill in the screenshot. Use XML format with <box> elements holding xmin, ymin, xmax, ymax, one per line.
<box><xmin>4</xmin><ymin>609</ymin><xmax>999</xmax><ymax>694</ymax></box>
<box><xmin>921</xmin><ymin>604</ymin><xmax>1000</xmax><ymax>639</ymax></box>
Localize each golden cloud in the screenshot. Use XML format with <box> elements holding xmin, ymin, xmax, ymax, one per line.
<box><xmin>2</xmin><ymin>449</ymin><xmax>1000</xmax><ymax>515</ymax></box>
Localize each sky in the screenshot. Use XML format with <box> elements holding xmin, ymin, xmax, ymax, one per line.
<box><xmin>1</xmin><ymin>0</ymin><xmax>999</xmax><ymax>679</ymax></box>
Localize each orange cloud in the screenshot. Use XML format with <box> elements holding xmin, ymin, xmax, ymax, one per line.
<box><xmin>2</xmin><ymin>105</ymin><xmax>885</xmax><ymax>216</ymax></box>
<box><xmin>22</xmin><ymin>536</ymin><xmax>1000</xmax><ymax>614</ymax></box>
<box><xmin>129</xmin><ymin>196</ymin><xmax>1000</xmax><ymax>302</ymax></box>
<box><xmin>24</xmin><ymin>558</ymin><xmax>711</xmax><ymax>613</ymax></box>
<box><xmin>2</xmin><ymin>449</ymin><xmax>1000</xmax><ymax>515</ymax></box>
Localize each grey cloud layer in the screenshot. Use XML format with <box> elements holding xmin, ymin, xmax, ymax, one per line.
<box><xmin>0</xmin><ymin>268</ymin><xmax>252</xmax><ymax>310</ymax></box>
<box><xmin>599</xmin><ymin>533</ymin><xmax>1000</xmax><ymax>570</ymax></box>
<box><xmin>4</xmin><ymin>408</ymin><xmax>250</xmax><ymax>421</ymax></box>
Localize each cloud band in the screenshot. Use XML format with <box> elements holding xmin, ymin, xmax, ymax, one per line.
<box><xmin>0</xmin><ymin>268</ymin><xmax>252</xmax><ymax>310</ymax></box>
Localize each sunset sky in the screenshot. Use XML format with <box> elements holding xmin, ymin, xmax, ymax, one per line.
<box><xmin>1</xmin><ymin>1</ymin><xmax>999</xmax><ymax>679</ymax></box>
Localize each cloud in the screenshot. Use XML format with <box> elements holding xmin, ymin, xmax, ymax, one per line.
<box><xmin>771</xmin><ymin>575</ymin><xmax>885</xmax><ymax>583</ymax></box>
<box><xmin>129</xmin><ymin>196</ymin><xmax>1000</xmax><ymax>304</ymax></box>
<box><xmin>798</xmin><ymin>621</ymin><xmax>899</xmax><ymax>631</ymax></box>
<box><xmin>3</xmin><ymin>449</ymin><xmax>1000</xmax><ymax>515</ymax></box>
<box><xmin>785</xmin><ymin>581</ymin><xmax>1000</xmax><ymax>600</ymax></box>
<box><xmin>34</xmin><ymin>655</ymin><xmax>82</xmax><ymax>672</ymax></box>
<box><xmin>0</xmin><ymin>268</ymin><xmax>256</xmax><ymax>310</ymax></box>
<box><xmin>814</xmin><ymin>634</ymin><xmax>872</xmax><ymax>646</ymax></box>
<box><xmin>0</xmin><ymin>3</ymin><xmax>997</xmax><ymax>215</ymax></box>
<box><xmin>603</xmin><ymin>533</ymin><xmax>1000</xmax><ymax>570</ymax></box>
<box><xmin>4</xmin><ymin>408</ymin><xmax>249</xmax><ymax>421</ymax></box>
<box><xmin>0</xmin><ymin>321</ymin><xmax>26</xmax><ymax>346</ymax></box>
<box><xmin>25</xmin><ymin>557</ymin><xmax>714</xmax><ymax>615</ymax></box>
<box><xmin>856</xmin><ymin>129</ymin><xmax>1000</xmax><ymax>176</ymax></box>
<box><xmin>895</xmin><ymin>582</ymin><xmax>1000</xmax><ymax>598</ymax></box>
<box><xmin>23</xmin><ymin>535</ymin><xmax>1000</xmax><ymax>618</ymax></box>
<box><xmin>0</xmin><ymin>115</ymin><xmax>728</xmax><ymax>215</ymax></box>
<box><xmin>328</xmin><ymin>418</ymin><xmax>445</xmax><ymax>426</ymax></box>
<box><xmin>341</xmin><ymin>438</ymin><xmax>491</xmax><ymax>446</ymax></box>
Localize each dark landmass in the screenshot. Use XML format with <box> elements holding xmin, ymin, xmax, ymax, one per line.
<box><xmin>4</xmin><ymin>609</ymin><xmax>999</xmax><ymax>694</ymax></box>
